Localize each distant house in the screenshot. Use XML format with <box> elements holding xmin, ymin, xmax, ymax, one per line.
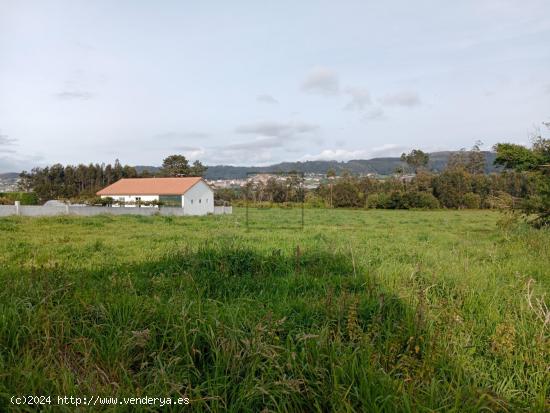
<box><xmin>97</xmin><ymin>177</ymin><xmax>214</xmax><ymax>215</ymax></box>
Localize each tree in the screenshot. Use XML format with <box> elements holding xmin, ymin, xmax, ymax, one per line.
<box><xmin>494</xmin><ymin>128</ymin><xmax>550</xmax><ymax>227</ymax></box>
<box><xmin>160</xmin><ymin>155</ymin><xmax>191</xmax><ymax>177</ymax></box>
<box><xmin>466</xmin><ymin>141</ymin><xmax>486</xmax><ymax>174</ymax></box>
<box><xmin>326</xmin><ymin>168</ymin><xmax>336</xmax><ymax>207</ymax></box>
<box><xmin>400</xmin><ymin>149</ymin><xmax>429</xmax><ymax>173</ymax></box>
<box><xmin>446</xmin><ymin>149</ymin><xmax>469</xmax><ymax>171</ymax></box>
<box><xmin>17</xmin><ymin>161</ymin><xmax>138</xmax><ymax>201</ymax></box>
<box><xmin>189</xmin><ymin>160</ymin><xmax>208</xmax><ymax>177</ymax></box>
<box><xmin>433</xmin><ymin>169</ymin><xmax>472</xmax><ymax>208</ymax></box>
<box><xmin>446</xmin><ymin>142</ymin><xmax>486</xmax><ymax>174</ymax></box>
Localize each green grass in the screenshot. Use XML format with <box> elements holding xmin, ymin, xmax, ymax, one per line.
<box><xmin>0</xmin><ymin>208</ymin><xmax>548</xmax><ymax>412</ymax></box>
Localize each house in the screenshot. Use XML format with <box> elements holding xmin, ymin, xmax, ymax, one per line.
<box><xmin>96</xmin><ymin>177</ymin><xmax>214</xmax><ymax>215</ymax></box>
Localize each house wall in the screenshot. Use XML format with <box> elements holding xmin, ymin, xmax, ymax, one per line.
<box><xmin>182</xmin><ymin>181</ymin><xmax>214</xmax><ymax>216</ymax></box>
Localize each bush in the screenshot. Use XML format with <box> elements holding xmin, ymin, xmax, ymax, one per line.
<box><xmin>484</xmin><ymin>191</ymin><xmax>514</xmax><ymax>210</ymax></box>
<box><xmin>304</xmin><ymin>192</ymin><xmax>325</xmax><ymax>208</ymax></box>
<box><xmin>366</xmin><ymin>193</ymin><xmax>391</xmax><ymax>209</ymax></box>
<box><xmin>461</xmin><ymin>192</ymin><xmax>481</xmax><ymax>209</ymax></box>
<box><xmin>366</xmin><ymin>191</ymin><xmax>440</xmax><ymax>209</ymax></box>
<box><xmin>0</xmin><ymin>192</ymin><xmax>39</xmax><ymax>205</ymax></box>
<box><xmin>407</xmin><ymin>191</ymin><xmax>441</xmax><ymax>209</ymax></box>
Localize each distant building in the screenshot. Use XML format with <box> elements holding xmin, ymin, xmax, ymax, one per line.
<box><xmin>97</xmin><ymin>177</ymin><xmax>214</xmax><ymax>215</ymax></box>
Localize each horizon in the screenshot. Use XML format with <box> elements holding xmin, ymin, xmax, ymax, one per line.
<box><xmin>1</xmin><ymin>1</ymin><xmax>549</xmax><ymax>172</ymax></box>
<box><xmin>0</xmin><ymin>148</ymin><xmax>500</xmax><ymax>174</ymax></box>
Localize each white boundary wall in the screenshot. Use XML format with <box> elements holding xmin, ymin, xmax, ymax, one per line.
<box><xmin>0</xmin><ymin>203</ymin><xmax>232</xmax><ymax>217</ymax></box>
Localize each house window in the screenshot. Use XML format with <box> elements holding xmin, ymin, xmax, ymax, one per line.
<box><xmin>159</xmin><ymin>195</ymin><xmax>181</xmax><ymax>207</ymax></box>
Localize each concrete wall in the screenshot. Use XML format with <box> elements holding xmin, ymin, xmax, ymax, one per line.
<box><xmin>214</xmin><ymin>206</ymin><xmax>232</xmax><ymax>215</ymax></box>
<box><xmin>0</xmin><ymin>205</ymin><xmax>16</xmax><ymax>217</ymax></box>
<box><xmin>0</xmin><ymin>204</ymin><xmax>231</xmax><ymax>217</ymax></box>
<box><xmin>182</xmin><ymin>181</ymin><xmax>214</xmax><ymax>216</ymax></box>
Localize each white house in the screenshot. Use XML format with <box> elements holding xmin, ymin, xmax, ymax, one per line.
<box><xmin>96</xmin><ymin>177</ymin><xmax>214</xmax><ymax>215</ymax></box>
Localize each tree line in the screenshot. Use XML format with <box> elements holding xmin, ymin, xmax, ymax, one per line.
<box><xmin>217</xmin><ymin>135</ymin><xmax>550</xmax><ymax>227</ymax></box>
<box><xmin>16</xmin><ymin>155</ymin><xmax>207</xmax><ymax>202</ymax></box>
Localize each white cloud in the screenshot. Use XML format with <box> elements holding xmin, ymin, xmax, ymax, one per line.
<box><xmin>379</xmin><ymin>91</ymin><xmax>421</xmax><ymax>107</ymax></box>
<box><xmin>257</xmin><ymin>94</ymin><xmax>278</xmax><ymax>104</ymax></box>
<box><xmin>0</xmin><ymin>132</ymin><xmax>16</xmax><ymax>147</ymax></box>
<box><xmin>0</xmin><ymin>154</ymin><xmax>44</xmax><ymax>173</ymax></box>
<box><xmin>301</xmin><ymin>144</ymin><xmax>409</xmax><ymax>161</ymax></box>
<box><xmin>344</xmin><ymin>86</ymin><xmax>371</xmax><ymax>110</ymax></box>
<box><xmin>301</xmin><ymin>67</ymin><xmax>340</xmax><ymax>96</ymax></box>
<box><xmin>172</xmin><ymin>145</ymin><xmax>206</xmax><ymax>159</ymax></box>
<box><xmin>235</xmin><ymin>120</ymin><xmax>319</xmax><ymax>138</ymax></box>
<box><xmin>156</xmin><ymin>131</ymin><xmax>210</xmax><ymax>139</ymax></box>
<box><xmin>54</xmin><ymin>90</ymin><xmax>94</xmax><ymax>100</ymax></box>
<box><xmin>363</xmin><ymin>107</ymin><xmax>385</xmax><ymax>121</ymax></box>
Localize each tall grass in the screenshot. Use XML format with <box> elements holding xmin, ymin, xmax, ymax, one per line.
<box><xmin>0</xmin><ymin>209</ymin><xmax>548</xmax><ymax>412</ymax></box>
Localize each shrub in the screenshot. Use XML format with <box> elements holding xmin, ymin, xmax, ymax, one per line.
<box><xmin>366</xmin><ymin>191</ymin><xmax>439</xmax><ymax>209</ymax></box>
<box><xmin>0</xmin><ymin>192</ymin><xmax>39</xmax><ymax>205</ymax></box>
<box><xmin>461</xmin><ymin>192</ymin><xmax>481</xmax><ymax>209</ymax></box>
<box><xmin>304</xmin><ymin>192</ymin><xmax>325</xmax><ymax>208</ymax></box>
<box><xmin>366</xmin><ymin>193</ymin><xmax>391</xmax><ymax>209</ymax></box>
<box><xmin>484</xmin><ymin>191</ymin><xmax>514</xmax><ymax>210</ymax></box>
<box><xmin>407</xmin><ymin>191</ymin><xmax>441</xmax><ymax>209</ymax></box>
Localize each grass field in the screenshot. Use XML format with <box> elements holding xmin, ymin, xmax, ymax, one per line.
<box><xmin>0</xmin><ymin>208</ymin><xmax>548</xmax><ymax>412</ymax></box>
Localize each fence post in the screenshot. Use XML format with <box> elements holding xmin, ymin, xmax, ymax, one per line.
<box><xmin>15</xmin><ymin>200</ymin><xmax>20</xmax><ymax>216</ymax></box>
<box><xmin>65</xmin><ymin>204</ymin><xmax>70</xmax><ymax>215</ymax></box>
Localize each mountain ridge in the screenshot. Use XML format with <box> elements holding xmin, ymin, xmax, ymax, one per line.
<box><xmin>1</xmin><ymin>151</ymin><xmax>499</xmax><ymax>181</ymax></box>
<box><xmin>137</xmin><ymin>151</ymin><xmax>499</xmax><ymax>179</ymax></box>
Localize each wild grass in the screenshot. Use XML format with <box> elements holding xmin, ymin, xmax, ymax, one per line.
<box><xmin>0</xmin><ymin>208</ymin><xmax>548</xmax><ymax>412</ymax></box>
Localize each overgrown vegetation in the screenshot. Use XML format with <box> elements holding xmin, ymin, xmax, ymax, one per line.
<box><xmin>0</xmin><ymin>192</ymin><xmax>39</xmax><ymax>205</ymax></box>
<box><xmin>494</xmin><ymin>135</ymin><xmax>550</xmax><ymax>227</ymax></box>
<box><xmin>220</xmin><ymin>168</ymin><xmax>535</xmax><ymax>211</ymax></box>
<box><xmin>0</xmin><ymin>209</ymin><xmax>548</xmax><ymax>412</ymax></box>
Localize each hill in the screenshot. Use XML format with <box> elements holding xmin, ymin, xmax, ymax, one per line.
<box><xmin>5</xmin><ymin>151</ymin><xmax>499</xmax><ymax>181</ymax></box>
<box><xmin>136</xmin><ymin>151</ymin><xmax>498</xmax><ymax>179</ymax></box>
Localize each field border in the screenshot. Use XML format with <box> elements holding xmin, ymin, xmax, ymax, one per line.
<box><xmin>245</xmin><ymin>171</ymin><xmax>305</xmax><ymax>230</ymax></box>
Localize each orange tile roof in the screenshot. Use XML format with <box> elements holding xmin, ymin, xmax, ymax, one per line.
<box><xmin>96</xmin><ymin>177</ymin><xmax>205</xmax><ymax>196</ymax></box>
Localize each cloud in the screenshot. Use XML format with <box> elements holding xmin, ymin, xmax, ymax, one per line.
<box><xmin>379</xmin><ymin>91</ymin><xmax>421</xmax><ymax>107</ymax></box>
<box><xmin>301</xmin><ymin>67</ymin><xmax>340</xmax><ymax>96</ymax></box>
<box><xmin>363</xmin><ymin>107</ymin><xmax>385</xmax><ymax>121</ymax></box>
<box><xmin>301</xmin><ymin>144</ymin><xmax>409</xmax><ymax>161</ymax></box>
<box><xmin>155</xmin><ymin>131</ymin><xmax>210</xmax><ymax>139</ymax></box>
<box><xmin>0</xmin><ymin>154</ymin><xmax>44</xmax><ymax>173</ymax></box>
<box><xmin>202</xmin><ymin>120</ymin><xmax>320</xmax><ymax>165</ymax></box>
<box><xmin>0</xmin><ymin>132</ymin><xmax>17</xmax><ymax>147</ymax></box>
<box><xmin>55</xmin><ymin>90</ymin><xmax>94</xmax><ymax>100</ymax></box>
<box><xmin>204</xmin><ymin>139</ymin><xmax>285</xmax><ymax>166</ymax></box>
<box><xmin>344</xmin><ymin>86</ymin><xmax>371</xmax><ymax>110</ymax></box>
<box><xmin>172</xmin><ymin>145</ymin><xmax>206</xmax><ymax>159</ymax></box>
<box><xmin>235</xmin><ymin>121</ymin><xmax>319</xmax><ymax>138</ymax></box>
<box><xmin>257</xmin><ymin>94</ymin><xmax>279</xmax><ymax>104</ymax></box>
<box><xmin>223</xmin><ymin>137</ymin><xmax>282</xmax><ymax>151</ymax></box>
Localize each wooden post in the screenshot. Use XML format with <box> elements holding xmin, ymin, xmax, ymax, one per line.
<box><xmin>15</xmin><ymin>201</ymin><xmax>20</xmax><ymax>216</ymax></box>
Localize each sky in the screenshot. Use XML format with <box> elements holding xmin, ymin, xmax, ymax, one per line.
<box><xmin>1</xmin><ymin>0</ymin><xmax>549</xmax><ymax>172</ymax></box>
